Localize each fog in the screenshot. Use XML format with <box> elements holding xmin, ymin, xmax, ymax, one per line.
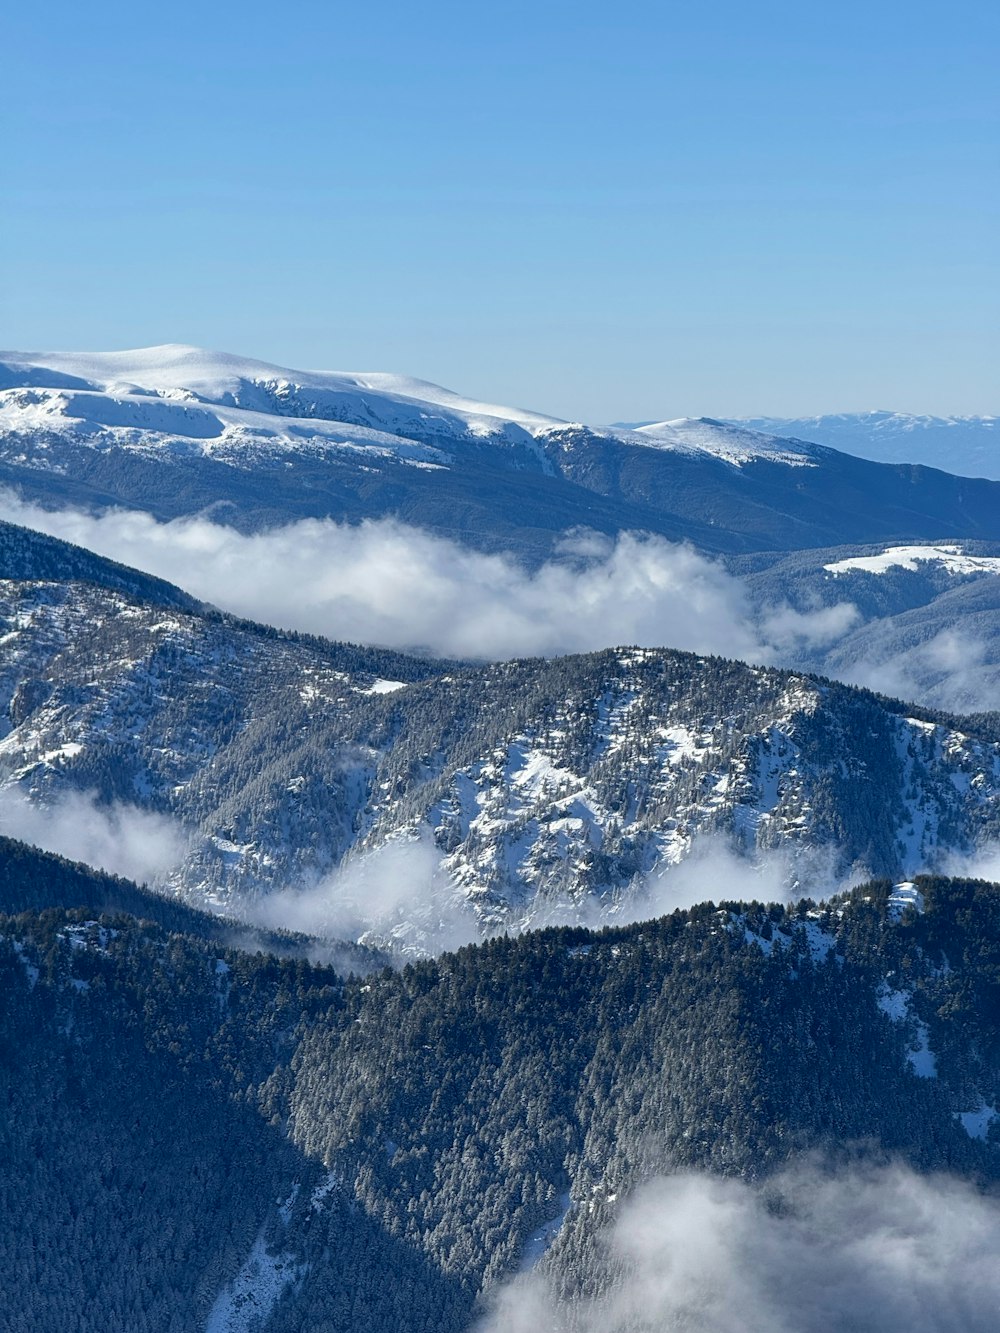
<box><xmin>631</xmin><ymin>838</ymin><xmax>851</xmax><ymax>918</ymax></box>
<box><xmin>0</xmin><ymin>492</ymin><xmax>855</xmax><ymax>665</ymax></box>
<box><xmin>481</xmin><ymin>1162</ymin><xmax>1000</xmax><ymax>1332</ymax></box>
<box><xmin>0</xmin><ymin>788</ymin><xmax>188</xmax><ymax>885</ymax></box>
<box><xmin>833</xmin><ymin>627</ymin><xmax>998</xmax><ymax>716</ymax></box>
<box><xmin>247</xmin><ymin>830</ymin><xmax>480</xmax><ymax>957</ymax></box>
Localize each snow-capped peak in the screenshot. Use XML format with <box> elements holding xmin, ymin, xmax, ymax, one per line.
<box><xmin>0</xmin><ymin>344</ymin><xmax>566</xmax><ymax>445</ymax></box>
<box><xmin>606</xmin><ymin>417</ymin><xmax>822</xmax><ymax>466</ymax></box>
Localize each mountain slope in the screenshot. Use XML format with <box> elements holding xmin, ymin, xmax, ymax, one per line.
<box><xmin>735</xmin><ymin>539</ymin><xmax>1000</xmax><ymax>711</ymax></box>
<box><xmin>5</xmin><ymin>347</ymin><xmax>1000</xmax><ymax>559</ymax></box>
<box><xmin>737</xmin><ymin>411</ymin><xmax>1000</xmax><ymax>479</ymax></box>
<box><xmin>5</xmin><ymin>849</ymin><xmax>1000</xmax><ymax>1331</ymax></box>
<box><xmin>2</xmin><ymin>534</ymin><xmax>1000</xmax><ymax>941</ymax></box>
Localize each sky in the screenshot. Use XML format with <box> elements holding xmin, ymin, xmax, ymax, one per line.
<box><xmin>3</xmin><ymin>0</ymin><xmax>997</xmax><ymax>420</ymax></box>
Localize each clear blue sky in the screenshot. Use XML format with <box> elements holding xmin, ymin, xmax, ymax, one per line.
<box><xmin>4</xmin><ymin>0</ymin><xmax>997</xmax><ymax>419</ymax></box>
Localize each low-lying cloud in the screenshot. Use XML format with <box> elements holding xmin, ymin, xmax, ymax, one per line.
<box><xmin>0</xmin><ymin>788</ymin><xmax>188</xmax><ymax>885</ymax></box>
<box><xmin>0</xmin><ymin>491</ymin><xmax>855</xmax><ymax>664</ymax></box>
<box><xmin>826</xmin><ymin>625</ymin><xmax>998</xmax><ymax>715</ymax></box>
<box><xmin>482</xmin><ymin>1163</ymin><xmax>1000</xmax><ymax>1332</ymax></box>
<box><xmin>248</xmin><ymin>830</ymin><xmax>480</xmax><ymax>957</ymax></box>
<box><xmin>632</xmin><ymin>837</ymin><xmax>852</xmax><ymax>918</ymax></box>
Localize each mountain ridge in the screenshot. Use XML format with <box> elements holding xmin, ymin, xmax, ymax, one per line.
<box><xmin>4</xmin><ymin>346</ymin><xmax>1000</xmax><ymax>560</ymax></box>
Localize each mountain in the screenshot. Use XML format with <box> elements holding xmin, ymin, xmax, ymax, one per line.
<box><xmin>4</xmin><ymin>839</ymin><xmax>1000</xmax><ymax>1330</ymax></box>
<box><xmin>4</xmin><ymin>347</ymin><xmax>1000</xmax><ymax>559</ymax></box>
<box><xmin>3</xmin><ymin>521</ymin><xmax>1000</xmax><ymax>949</ymax></box>
<box><xmin>733</xmin><ymin>539</ymin><xmax>1000</xmax><ymax>711</ymax></box>
<box><xmin>0</xmin><ymin>832</ymin><xmax>380</xmax><ymax>972</ymax></box>
<box><xmin>735</xmin><ymin>411</ymin><xmax>1000</xmax><ymax>479</ymax></box>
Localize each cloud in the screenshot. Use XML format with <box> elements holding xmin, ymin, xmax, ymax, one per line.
<box><xmin>0</xmin><ymin>788</ymin><xmax>188</xmax><ymax>885</ymax></box>
<box><xmin>939</xmin><ymin>842</ymin><xmax>1000</xmax><ymax>885</ymax></box>
<box><xmin>481</xmin><ymin>1163</ymin><xmax>1000</xmax><ymax>1333</ymax></box>
<box><xmin>631</xmin><ymin>837</ymin><xmax>851</xmax><ymax>918</ymax></box>
<box><xmin>248</xmin><ymin>829</ymin><xmax>480</xmax><ymax>957</ymax></box>
<box><xmin>0</xmin><ymin>491</ymin><xmax>855</xmax><ymax>665</ymax></box>
<box><xmin>833</xmin><ymin>628</ymin><xmax>998</xmax><ymax>714</ymax></box>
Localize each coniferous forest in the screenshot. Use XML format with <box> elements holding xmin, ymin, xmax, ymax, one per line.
<box><xmin>3</xmin><ymin>837</ymin><xmax>999</xmax><ymax>1331</ymax></box>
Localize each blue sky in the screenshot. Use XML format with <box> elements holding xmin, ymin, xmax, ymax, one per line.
<box><xmin>4</xmin><ymin>0</ymin><xmax>997</xmax><ymax>419</ymax></box>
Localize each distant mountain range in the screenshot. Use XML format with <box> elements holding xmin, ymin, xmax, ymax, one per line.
<box><xmin>734</xmin><ymin>411</ymin><xmax>999</xmax><ymax>479</ymax></box>
<box><xmin>4</xmin><ymin>349</ymin><xmax>1000</xmax><ymax>1332</ymax></box>
<box><xmin>2</xmin><ymin>346</ymin><xmax>1000</xmax><ymax>558</ymax></box>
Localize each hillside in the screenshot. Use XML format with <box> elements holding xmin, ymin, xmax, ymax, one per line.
<box><xmin>3</xmin><ymin>837</ymin><xmax>1000</xmax><ymax>1331</ymax></box>
<box><xmin>2</xmin><ymin>527</ymin><xmax>1000</xmax><ymax>946</ymax></box>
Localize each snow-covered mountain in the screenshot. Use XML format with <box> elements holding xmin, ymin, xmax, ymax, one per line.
<box><xmin>735</xmin><ymin>411</ymin><xmax>1000</xmax><ymax>479</ymax></box>
<box><xmin>4</xmin><ymin>346</ymin><xmax>1000</xmax><ymax>558</ymax></box>
<box><xmin>0</xmin><ymin>343</ymin><xmax>563</xmax><ymax>460</ymax></box>
<box><xmin>2</xmin><ymin>522</ymin><xmax>1000</xmax><ymax>950</ymax></box>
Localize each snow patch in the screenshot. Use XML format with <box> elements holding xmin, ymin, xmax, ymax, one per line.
<box><xmin>888</xmin><ymin>882</ymin><xmax>925</xmax><ymax>916</ymax></box>
<box><xmin>365</xmin><ymin>678</ymin><xmax>407</xmax><ymax>695</ymax></box>
<box><xmin>878</xmin><ymin>983</ymin><xmax>937</xmax><ymax>1078</ymax></box>
<box><xmin>955</xmin><ymin>1104</ymin><xmax>998</xmax><ymax>1140</ymax></box>
<box><xmin>206</xmin><ymin>1189</ymin><xmax>304</xmax><ymax>1333</ymax></box>
<box><xmin>824</xmin><ymin>545</ymin><xmax>1000</xmax><ymax>578</ymax></box>
<box><xmin>518</xmin><ymin>1192</ymin><xmax>573</xmax><ymax>1271</ymax></box>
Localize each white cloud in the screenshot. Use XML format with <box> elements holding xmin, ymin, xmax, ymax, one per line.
<box><xmin>834</xmin><ymin>628</ymin><xmax>996</xmax><ymax>714</ymax></box>
<box><xmin>0</xmin><ymin>788</ymin><xmax>188</xmax><ymax>885</ymax></box>
<box><xmin>249</xmin><ymin>829</ymin><xmax>480</xmax><ymax>957</ymax></box>
<box><xmin>481</xmin><ymin>1163</ymin><xmax>1000</xmax><ymax>1333</ymax></box>
<box><xmin>0</xmin><ymin>491</ymin><xmax>855</xmax><ymax>665</ymax></box>
<box><xmin>632</xmin><ymin>837</ymin><xmax>851</xmax><ymax>918</ymax></box>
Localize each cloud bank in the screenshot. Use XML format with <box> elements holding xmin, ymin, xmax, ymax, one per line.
<box><xmin>483</xmin><ymin>1163</ymin><xmax>1000</xmax><ymax>1333</ymax></box>
<box><xmin>0</xmin><ymin>788</ymin><xmax>188</xmax><ymax>885</ymax></box>
<box><xmin>834</xmin><ymin>628</ymin><xmax>998</xmax><ymax>716</ymax></box>
<box><xmin>0</xmin><ymin>491</ymin><xmax>855</xmax><ymax>664</ymax></box>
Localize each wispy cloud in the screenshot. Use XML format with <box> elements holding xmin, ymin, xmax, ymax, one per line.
<box><xmin>0</xmin><ymin>788</ymin><xmax>188</xmax><ymax>885</ymax></box>
<box><xmin>482</xmin><ymin>1163</ymin><xmax>1000</xmax><ymax>1332</ymax></box>
<box><xmin>248</xmin><ymin>830</ymin><xmax>480</xmax><ymax>957</ymax></box>
<box><xmin>834</xmin><ymin>628</ymin><xmax>997</xmax><ymax>715</ymax></box>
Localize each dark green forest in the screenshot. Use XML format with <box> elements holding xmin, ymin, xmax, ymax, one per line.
<box><xmin>2</xmin><ymin>840</ymin><xmax>999</xmax><ymax>1331</ymax></box>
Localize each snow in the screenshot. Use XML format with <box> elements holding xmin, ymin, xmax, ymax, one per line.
<box><xmin>655</xmin><ymin>724</ymin><xmax>700</xmax><ymax>765</ymax></box>
<box><xmin>607</xmin><ymin>418</ymin><xmax>820</xmax><ymax>467</ymax></box>
<box><xmin>505</xmin><ymin>742</ymin><xmax>579</xmax><ymax>800</ymax></box>
<box><xmin>732</xmin><ymin>411</ymin><xmax>1000</xmax><ymax>479</ymax></box>
<box><xmin>955</xmin><ymin>1104</ymin><xmax>998</xmax><ymax>1140</ymax></box>
<box><xmin>878</xmin><ymin>983</ymin><xmax>937</xmax><ymax>1078</ymax></box>
<box><xmin>518</xmin><ymin>1191</ymin><xmax>573</xmax><ymax>1271</ymax></box>
<box><xmin>0</xmin><ymin>347</ymin><xmax>848</xmax><ymax>478</ymax></box>
<box><xmin>0</xmin><ymin>345</ymin><xmax>565</xmax><ymax>454</ymax></box>
<box><xmin>205</xmin><ymin>1189</ymin><xmax>304</xmax><ymax>1333</ymax></box>
<box><xmin>205</xmin><ymin>1233</ymin><xmax>302</xmax><ymax>1333</ymax></box>
<box><xmin>309</xmin><ymin>1171</ymin><xmax>338</xmax><ymax>1210</ymax></box>
<box><xmin>888</xmin><ymin>882</ymin><xmax>925</xmax><ymax>917</ymax></box>
<box><xmin>365</xmin><ymin>678</ymin><xmax>407</xmax><ymax>695</ymax></box>
<box><xmin>802</xmin><ymin>920</ymin><xmax>837</xmax><ymax>962</ymax></box>
<box><xmin>11</xmin><ymin>940</ymin><xmax>39</xmax><ymax>988</ymax></box>
<box><xmin>0</xmin><ymin>381</ymin><xmax>449</xmax><ymax>469</ymax></box>
<box><xmin>824</xmin><ymin>545</ymin><xmax>1000</xmax><ymax>578</ymax></box>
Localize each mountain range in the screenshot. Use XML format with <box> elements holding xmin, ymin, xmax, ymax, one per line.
<box><xmin>4</xmin><ymin>345</ymin><xmax>1000</xmax><ymax>1332</ymax></box>
<box><xmin>2</xmin><ymin>346</ymin><xmax>1000</xmax><ymax>560</ymax></box>
<box><xmin>4</xmin><ymin>839</ymin><xmax>1000</xmax><ymax>1331</ymax></box>
<box><xmin>2</xmin><ymin>518</ymin><xmax>1000</xmax><ymax>954</ymax></box>
<box><xmin>735</xmin><ymin>411</ymin><xmax>1000</xmax><ymax>480</ymax></box>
